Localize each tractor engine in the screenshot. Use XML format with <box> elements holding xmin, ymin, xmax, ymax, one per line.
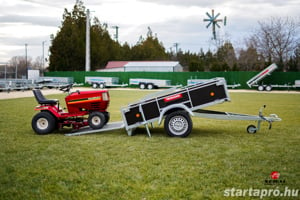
<box><xmin>65</xmin><ymin>90</ymin><xmax>110</xmax><ymax>114</ymax></box>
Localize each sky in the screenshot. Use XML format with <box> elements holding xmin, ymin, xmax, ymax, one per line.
<box><xmin>0</xmin><ymin>0</ymin><xmax>299</xmax><ymax>64</ymax></box>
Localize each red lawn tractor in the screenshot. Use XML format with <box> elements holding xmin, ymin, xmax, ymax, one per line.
<box><xmin>32</xmin><ymin>84</ymin><xmax>110</xmax><ymax>134</ymax></box>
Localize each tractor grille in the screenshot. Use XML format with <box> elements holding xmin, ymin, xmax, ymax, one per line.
<box><xmin>91</xmin><ymin>102</ymin><xmax>100</xmax><ymax>110</ymax></box>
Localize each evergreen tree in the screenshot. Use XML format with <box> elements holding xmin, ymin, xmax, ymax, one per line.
<box><xmin>49</xmin><ymin>1</ymin><xmax>86</xmax><ymax>71</ymax></box>
<box><xmin>131</xmin><ymin>35</ymin><xmax>168</xmax><ymax>60</ymax></box>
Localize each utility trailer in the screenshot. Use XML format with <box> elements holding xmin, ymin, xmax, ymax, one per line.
<box><xmin>66</xmin><ymin>78</ymin><xmax>281</xmax><ymax>137</ymax></box>
<box><xmin>85</xmin><ymin>76</ymin><xmax>128</xmax><ymax>89</ymax></box>
<box><xmin>246</xmin><ymin>63</ymin><xmax>300</xmax><ymax>91</ymax></box>
<box><xmin>187</xmin><ymin>79</ymin><xmax>241</xmax><ymax>89</ymax></box>
<box><xmin>35</xmin><ymin>77</ymin><xmax>73</xmax><ymax>89</ymax></box>
<box><xmin>129</xmin><ymin>78</ymin><xmax>173</xmax><ymax>89</ymax></box>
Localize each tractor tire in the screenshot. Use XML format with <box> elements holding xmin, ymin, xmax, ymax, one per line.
<box><xmin>164</xmin><ymin>111</ymin><xmax>192</xmax><ymax>137</ymax></box>
<box><xmin>88</xmin><ymin>112</ymin><xmax>106</xmax><ymax>129</ymax></box>
<box><xmin>32</xmin><ymin>112</ymin><xmax>56</xmax><ymax>135</ymax></box>
<box><xmin>103</xmin><ymin>112</ymin><xmax>110</xmax><ymax>125</ymax></box>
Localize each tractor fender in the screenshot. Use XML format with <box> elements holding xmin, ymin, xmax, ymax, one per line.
<box><xmin>35</xmin><ymin>105</ymin><xmax>61</xmax><ymax>118</ymax></box>
<box><xmin>158</xmin><ymin>104</ymin><xmax>194</xmax><ymax>125</ymax></box>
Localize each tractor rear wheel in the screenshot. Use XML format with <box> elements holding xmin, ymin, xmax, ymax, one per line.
<box><xmin>32</xmin><ymin>112</ymin><xmax>56</xmax><ymax>135</ymax></box>
<box><xmin>88</xmin><ymin>112</ymin><xmax>105</xmax><ymax>129</ymax></box>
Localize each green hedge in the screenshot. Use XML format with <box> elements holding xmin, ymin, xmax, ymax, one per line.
<box><xmin>45</xmin><ymin>71</ymin><xmax>300</xmax><ymax>89</ymax></box>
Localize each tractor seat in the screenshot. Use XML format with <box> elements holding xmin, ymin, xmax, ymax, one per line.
<box><xmin>33</xmin><ymin>89</ymin><xmax>58</xmax><ymax>105</ymax></box>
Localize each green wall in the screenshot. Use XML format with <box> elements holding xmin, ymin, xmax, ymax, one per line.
<box><xmin>45</xmin><ymin>71</ymin><xmax>300</xmax><ymax>89</ymax></box>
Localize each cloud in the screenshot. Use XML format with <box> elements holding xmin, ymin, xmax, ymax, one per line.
<box><xmin>137</xmin><ymin>0</ymin><xmax>298</xmax><ymax>7</ymax></box>
<box><xmin>0</xmin><ymin>15</ymin><xmax>60</xmax><ymax>27</ymax></box>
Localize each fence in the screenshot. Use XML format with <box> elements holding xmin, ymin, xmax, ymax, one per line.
<box><xmin>45</xmin><ymin>71</ymin><xmax>300</xmax><ymax>89</ymax></box>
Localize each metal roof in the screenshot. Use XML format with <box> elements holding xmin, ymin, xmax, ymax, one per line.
<box><xmin>105</xmin><ymin>61</ymin><xmax>180</xmax><ymax>69</ymax></box>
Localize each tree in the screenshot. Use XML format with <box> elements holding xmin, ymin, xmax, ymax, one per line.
<box><xmin>131</xmin><ymin>31</ymin><xmax>168</xmax><ymax>60</ymax></box>
<box><xmin>8</xmin><ymin>56</ymin><xmax>32</xmax><ymax>78</ymax></box>
<box><xmin>90</xmin><ymin>17</ymin><xmax>119</xmax><ymax>69</ymax></box>
<box><xmin>49</xmin><ymin>1</ymin><xmax>86</xmax><ymax>71</ymax></box>
<box><xmin>246</xmin><ymin>17</ymin><xmax>300</xmax><ymax>71</ymax></box>
<box><xmin>237</xmin><ymin>45</ymin><xmax>264</xmax><ymax>71</ymax></box>
<box><xmin>287</xmin><ymin>43</ymin><xmax>300</xmax><ymax>71</ymax></box>
<box><xmin>215</xmin><ymin>41</ymin><xmax>237</xmax><ymax>70</ymax></box>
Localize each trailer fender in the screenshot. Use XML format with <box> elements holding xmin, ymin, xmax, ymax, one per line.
<box><xmin>158</xmin><ymin>104</ymin><xmax>194</xmax><ymax>125</ymax></box>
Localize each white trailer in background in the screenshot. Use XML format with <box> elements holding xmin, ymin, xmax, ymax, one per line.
<box><xmin>129</xmin><ymin>78</ymin><xmax>172</xmax><ymax>89</ymax></box>
<box><xmin>36</xmin><ymin>77</ymin><xmax>74</xmax><ymax>89</ymax></box>
<box><xmin>246</xmin><ymin>63</ymin><xmax>278</xmax><ymax>91</ymax></box>
<box><xmin>187</xmin><ymin>79</ymin><xmax>240</xmax><ymax>89</ymax></box>
<box><xmin>85</xmin><ymin>76</ymin><xmax>127</xmax><ymax>88</ymax></box>
<box><xmin>246</xmin><ymin>63</ymin><xmax>300</xmax><ymax>91</ymax></box>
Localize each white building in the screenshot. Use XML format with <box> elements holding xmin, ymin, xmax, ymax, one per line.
<box><xmin>98</xmin><ymin>61</ymin><xmax>183</xmax><ymax>72</ymax></box>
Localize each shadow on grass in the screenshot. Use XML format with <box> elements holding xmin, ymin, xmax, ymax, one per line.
<box><xmin>126</xmin><ymin>126</ymin><xmax>226</xmax><ymax>138</ymax></box>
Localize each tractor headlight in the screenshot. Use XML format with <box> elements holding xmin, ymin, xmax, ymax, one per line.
<box><xmin>102</xmin><ymin>92</ymin><xmax>109</xmax><ymax>101</ymax></box>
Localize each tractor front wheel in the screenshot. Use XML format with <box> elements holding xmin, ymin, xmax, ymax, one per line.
<box><xmin>88</xmin><ymin>112</ymin><xmax>106</xmax><ymax>129</ymax></box>
<box><xmin>32</xmin><ymin>112</ymin><xmax>56</xmax><ymax>135</ymax></box>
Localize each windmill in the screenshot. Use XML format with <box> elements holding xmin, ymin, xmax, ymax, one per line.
<box><xmin>203</xmin><ymin>9</ymin><xmax>227</xmax><ymax>40</ymax></box>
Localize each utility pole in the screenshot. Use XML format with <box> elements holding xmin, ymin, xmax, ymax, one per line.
<box><xmin>112</xmin><ymin>26</ymin><xmax>119</xmax><ymax>42</ymax></box>
<box><xmin>85</xmin><ymin>9</ymin><xmax>91</xmax><ymax>71</ymax></box>
<box><xmin>173</xmin><ymin>43</ymin><xmax>179</xmax><ymax>55</ymax></box>
<box><xmin>42</xmin><ymin>41</ymin><xmax>46</xmax><ymax>76</ymax></box>
<box><xmin>25</xmin><ymin>43</ymin><xmax>28</xmax><ymax>78</ymax></box>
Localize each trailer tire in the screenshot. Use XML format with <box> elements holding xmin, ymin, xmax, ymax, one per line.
<box><xmin>258</xmin><ymin>85</ymin><xmax>264</xmax><ymax>91</ymax></box>
<box><xmin>147</xmin><ymin>83</ymin><xmax>154</xmax><ymax>90</ymax></box>
<box><xmin>92</xmin><ymin>83</ymin><xmax>98</xmax><ymax>88</ymax></box>
<box><xmin>88</xmin><ymin>112</ymin><xmax>106</xmax><ymax>129</ymax></box>
<box><xmin>32</xmin><ymin>112</ymin><xmax>56</xmax><ymax>135</ymax></box>
<box><xmin>247</xmin><ymin>125</ymin><xmax>257</xmax><ymax>134</ymax></box>
<box><xmin>265</xmin><ymin>85</ymin><xmax>272</xmax><ymax>91</ymax></box>
<box><xmin>99</xmin><ymin>83</ymin><xmax>105</xmax><ymax>89</ymax></box>
<box><xmin>139</xmin><ymin>83</ymin><xmax>146</xmax><ymax>89</ymax></box>
<box><xmin>164</xmin><ymin>111</ymin><xmax>192</xmax><ymax>137</ymax></box>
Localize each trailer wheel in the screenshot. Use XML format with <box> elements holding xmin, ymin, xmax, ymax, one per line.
<box><xmin>147</xmin><ymin>83</ymin><xmax>154</xmax><ymax>90</ymax></box>
<box><xmin>99</xmin><ymin>83</ymin><xmax>105</xmax><ymax>89</ymax></box>
<box><xmin>139</xmin><ymin>83</ymin><xmax>146</xmax><ymax>89</ymax></box>
<box><xmin>92</xmin><ymin>83</ymin><xmax>98</xmax><ymax>88</ymax></box>
<box><xmin>265</xmin><ymin>85</ymin><xmax>272</xmax><ymax>91</ymax></box>
<box><xmin>247</xmin><ymin>125</ymin><xmax>257</xmax><ymax>134</ymax></box>
<box><xmin>88</xmin><ymin>112</ymin><xmax>105</xmax><ymax>129</ymax></box>
<box><xmin>164</xmin><ymin>111</ymin><xmax>192</xmax><ymax>137</ymax></box>
<box><xmin>258</xmin><ymin>85</ymin><xmax>264</xmax><ymax>91</ymax></box>
<box><xmin>32</xmin><ymin>112</ymin><xmax>56</xmax><ymax>135</ymax></box>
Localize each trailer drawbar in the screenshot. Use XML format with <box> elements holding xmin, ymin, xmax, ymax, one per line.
<box><xmin>32</xmin><ymin>78</ymin><xmax>281</xmax><ymax>137</ymax></box>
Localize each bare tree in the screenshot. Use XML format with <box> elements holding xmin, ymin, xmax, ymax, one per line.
<box><xmin>9</xmin><ymin>56</ymin><xmax>32</xmax><ymax>78</ymax></box>
<box><xmin>247</xmin><ymin>17</ymin><xmax>300</xmax><ymax>71</ymax></box>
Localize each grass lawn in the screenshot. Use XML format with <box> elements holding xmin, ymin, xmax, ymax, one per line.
<box><xmin>0</xmin><ymin>89</ymin><xmax>299</xmax><ymax>199</ymax></box>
